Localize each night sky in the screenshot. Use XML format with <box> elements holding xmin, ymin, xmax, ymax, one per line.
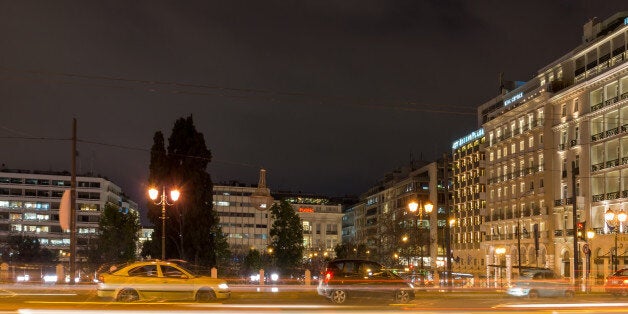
<box><xmin>1</xmin><ymin>1</ymin><xmax>626</xmax><ymax>218</ymax></box>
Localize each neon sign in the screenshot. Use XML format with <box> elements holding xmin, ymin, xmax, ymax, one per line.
<box><xmin>452</xmin><ymin>128</ymin><xmax>484</xmax><ymax>149</ymax></box>
<box><xmin>299</xmin><ymin>207</ymin><xmax>315</xmax><ymax>213</ymax></box>
<box><xmin>504</xmin><ymin>92</ymin><xmax>523</xmax><ymax>106</ymax></box>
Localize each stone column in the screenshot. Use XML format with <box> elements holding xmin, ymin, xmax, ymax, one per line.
<box><xmin>494</xmin><ymin>255</ymin><xmax>499</xmax><ymax>288</ymax></box>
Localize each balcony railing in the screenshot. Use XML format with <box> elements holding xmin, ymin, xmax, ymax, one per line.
<box><xmin>607</xmin><ymin>191</ymin><xmax>620</xmax><ymax>200</ymax></box>
<box><xmin>591</xmin><ymin>102</ymin><xmax>604</xmax><ymax>112</ymax></box>
<box><xmin>592</xmin><ymin>131</ymin><xmax>604</xmax><ymax>142</ymax></box>
<box><xmin>591</xmin><ymin>162</ymin><xmax>605</xmax><ymax>172</ymax></box>
<box><xmin>606</xmin><ymin>127</ymin><xmax>620</xmax><ymax>138</ymax></box>
<box><xmin>592</xmin><ymin>194</ymin><xmax>605</xmax><ymax>202</ymax></box>
<box><xmin>607</xmin><ymin>159</ymin><xmax>620</xmax><ymax>168</ymax></box>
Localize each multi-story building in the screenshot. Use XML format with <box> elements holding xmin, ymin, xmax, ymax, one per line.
<box><xmin>450</xmin><ymin>129</ymin><xmax>487</xmax><ymax>277</ymax></box>
<box><xmin>213</xmin><ymin>182</ymin><xmax>273</xmax><ymax>254</ymax></box>
<box><xmin>0</xmin><ymin>168</ymin><xmax>138</xmax><ymax>261</ymax></box>
<box><xmin>548</xmin><ymin>12</ymin><xmax>628</xmax><ymax>281</ymax></box>
<box><xmin>214</xmin><ymin>172</ymin><xmax>344</xmax><ymax>261</ymax></box>
<box><xmin>473</xmin><ymin>11</ymin><xmax>628</xmax><ymax>285</ymax></box>
<box><xmin>482</xmin><ymin>79</ymin><xmax>553</xmax><ymax>284</ymax></box>
<box><xmin>352</xmin><ymin>158</ymin><xmax>450</xmax><ymax>274</ymax></box>
<box><xmin>281</xmin><ymin>195</ymin><xmax>343</xmax><ymax>258</ymax></box>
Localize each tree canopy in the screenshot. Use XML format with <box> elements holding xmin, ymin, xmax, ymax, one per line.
<box><xmin>88</xmin><ymin>203</ymin><xmax>140</xmax><ymax>264</ymax></box>
<box><xmin>269</xmin><ymin>200</ymin><xmax>304</xmax><ymax>274</ymax></box>
<box><xmin>146</xmin><ymin>115</ymin><xmax>228</xmax><ymax>266</ymax></box>
<box><xmin>1</xmin><ymin>234</ymin><xmax>57</xmax><ymax>263</ymax></box>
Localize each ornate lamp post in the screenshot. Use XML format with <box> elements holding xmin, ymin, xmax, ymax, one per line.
<box><xmin>149</xmin><ymin>186</ymin><xmax>180</xmax><ymax>260</ymax></box>
<box><xmin>605</xmin><ymin>208</ymin><xmax>627</xmax><ymax>273</ymax></box>
<box><xmin>407</xmin><ymin>200</ymin><xmax>433</xmax><ymax>270</ymax></box>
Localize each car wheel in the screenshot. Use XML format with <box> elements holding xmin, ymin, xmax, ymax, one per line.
<box><xmin>394</xmin><ymin>289</ymin><xmax>411</xmax><ymax>303</ymax></box>
<box><xmin>195</xmin><ymin>289</ymin><xmax>216</xmax><ymax>302</ymax></box>
<box><xmin>116</xmin><ymin>289</ymin><xmax>139</xmax><ymax>302</ymax></box>
<box><xmin>564</xmin><ymin>290</ymin><xmax>574</xmax><ymax>298</ymax></box>
<box><xmin>528</xmin><ymin>290</ymin><xmax>539</xmax><ymax>299</ymax></box>
<box><xmin>330</xmin><ymin>289</ymin><xmax>348</xmax><ymax>304</ymax></box>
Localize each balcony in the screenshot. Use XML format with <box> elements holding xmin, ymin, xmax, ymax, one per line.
<box><xmin>606</xmin><ymin>159</ymin><xmax>620</xmax><ymax>168</ymax></box>
<box><xmin>591</xmin><ymin>102</ymin><xmax>604</xmax><ymax>112</ymax></box>
<box><xmin>558</xmin><ymin>143</ymin><xmax>566</xmax><ymax>151</ymax></box>
<box><xmin>591</xmin><ymin>131</ymin><xmax>604</xmax><ymax>142</ymax></box>
<box><xmin>592</xmin><ymin>194</ymin><xmax>605</xmax><ymax>202</ymax></box>
<box><xmin>605</xmin><ymin>127</ymin><xmax>620</xmax><ymax>138</ymax></box>
<box><xmin>606</xmin><ymin>191</ymin><xmax>620</xmax><ymax>200</ymax></box>
<box><xmin>591</xmin><ymin>162</ymin><xmax>605</xmax><ymax>172</ymax></box>
<box><xmin>605</xmin><ymin>96</ymin><xmax>619</xmax><ymax>106</ymax></box>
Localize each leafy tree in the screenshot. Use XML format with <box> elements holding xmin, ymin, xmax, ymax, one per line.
<box><xmin>269</xmin><ymin>200</ymin><xmax>304</xmax><ymax>274</ymax></box>
<box><xmin>334</xmin><ymin>242</ymin><xmax>369</xmax><ymax>260</ymax></box>
<box><xmin>242</xmin><ymin>249</ymin><xmax>263</xmax><ymax>276</ymax></box>
<box><xmin>147</xmin><ymin>115</ymin><xmax>229</xmax><ymax>266</ymax></box>
<box><xmin>88</xmin><ymin>203</ymin><xmax>140</xmax><ymax>264</ymax></box>
<box><xmin>1</xmin><ymin>235</ymin><xmax>57</xmax><ymax>263</ymax></box>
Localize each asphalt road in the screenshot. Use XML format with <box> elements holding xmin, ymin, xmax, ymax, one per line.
<box><xmin>0</xmin><ymin>284</ymin><xmax>626</xmax><ymax>313</ymax></box>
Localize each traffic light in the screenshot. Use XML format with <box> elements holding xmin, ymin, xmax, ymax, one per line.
<box><xmin>577</xmin><ymin>221</ymin><xmax>586</xmax><ymax>240</ymax></box>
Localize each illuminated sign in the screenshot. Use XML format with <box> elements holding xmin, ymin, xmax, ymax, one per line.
<box><xmin>298</xmin><ymin>207</ymin><xmax>315</xmax><ymax>213</ymax></box>
<box><xmin>504</xmin><ymin>92</ymin><xmax>523</xmax><ymax>106</ymax></box>
<box><xmin>452</xmin><ymin>128</ymin><xmax>484</xmax><ymax>150</ymax></box>
<box><xmin>625</xmin><ymin>17</ymin><xmax>628</xmax><ymax>25</ymax></box>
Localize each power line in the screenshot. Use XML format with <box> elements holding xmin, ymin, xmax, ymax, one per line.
<box><xmin>0</xmin><ymin>66</ymin><xmax>477</xmax><ymax>116</ymax></box>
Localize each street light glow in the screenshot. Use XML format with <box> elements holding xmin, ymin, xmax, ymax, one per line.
<box><xmin>148</xmin><ymin>188</ymin><xmax>159</xmax><ymax>200</ymax></box>
<box><xmin>170</xmin><ymin>189</ymin><xmax>180</xmax><ymax>201</ymax></box>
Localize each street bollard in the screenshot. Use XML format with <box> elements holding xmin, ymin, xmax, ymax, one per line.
<box><xmin>304</xmin><ymin>269</ymin><xmax>311</xmax><ymax>285</ymax></box>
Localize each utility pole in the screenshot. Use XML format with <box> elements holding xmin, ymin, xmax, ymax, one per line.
<box><xmin>69</xmin><ymin>118</ymin><xmax>77</xmax><ymax>285</ymax></box>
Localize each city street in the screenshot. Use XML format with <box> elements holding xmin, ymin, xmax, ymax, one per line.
<box><xmin>0</xmin><ymin>284</ymin><xmax>626</xmax><ymax>313</ymax></box>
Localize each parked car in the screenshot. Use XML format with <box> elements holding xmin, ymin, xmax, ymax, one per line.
<box><xmin>605</xmin><ymin>268</ymin><xmax>628</xmax><ymax>296</ymax></box>
<box><xmin>97</xmin><ymin>260</ymin><xmax>230</xmax><ymax>302</ymax></box>
<box><xmin>317</xmin><ymin>259</ymin><xmax>415</xmax><ymax>304</ymax></box>
<box><xmin>506</xmin><ymin>268</ymin><xmax>574</xmax><ymax>298</ymax></box>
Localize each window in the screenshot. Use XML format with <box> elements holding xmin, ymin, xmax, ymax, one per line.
<box><xmin>561</xmin><ymin>104</ymin><xmax>567</xmax><ymax>117</ymax></box>
<box><xmin>573</xmin><ymin>98</ymin><xmax>579</xmax><ymax>113</ymax></box>
<box><xmin>162</xmin><ymin>265</ymin><xmax>184</xmax><ymax>278</ymax></box>
<box><xmin>128</xmin><ymin>265</ymin><xmax>158</xmax><ymax>277</ymax></box>
<box><xmin>529</xmin><ymin>136</ymin><xmax>534</xmax><ymax>148</ymax></box>
<box><xmin>520</xmin><ymin>140</ymin><xmax>524</xmax><ymax>151</ymax></box>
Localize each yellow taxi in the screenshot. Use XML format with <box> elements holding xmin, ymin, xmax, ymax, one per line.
<box><xmin>97</xmin><ymin>260</ymin><xmax>230</xmax><ymax>302</ymax></box>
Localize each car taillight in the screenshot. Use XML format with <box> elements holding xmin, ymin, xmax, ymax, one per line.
<box><xmin>324</xmin><ymin>271</ymin><xmax>333</xmax><ymax>283</ymax></box>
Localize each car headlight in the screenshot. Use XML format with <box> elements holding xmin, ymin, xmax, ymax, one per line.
<box><xmin>407</xmin><ymin>283</ymin><xmax>415</xmax><ymax>289</ymax></box>
<box><xmin>218</xmin><ymin>283</ymin><xmax>229</xmax><ymax>290</ymax></box>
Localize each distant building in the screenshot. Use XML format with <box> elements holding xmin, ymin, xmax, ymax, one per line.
<box><xmin>279</xmin><ymin>194</ymin><xmax>344</xmax><ymax>259</ymax></box>
<box><xmin>213</xmin><ymin>181</ymin><xmax>272</xmax><ymax>254</ymax></box>
<box><xmin>0</xmin><ymin>168</ymin><xmax>138</xmax><ymax>261</ymax></box>
<box><xmin>351</xmin><ymin>159</ymin><xmax>450</xmax><ymax>271</ymax></box>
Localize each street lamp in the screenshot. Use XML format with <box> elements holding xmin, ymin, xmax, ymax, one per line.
<box><xmin>149</xmin><ymin>186</ymin><xmax>180</xmax><ymax>260</ymax></box>
<box><xmin>407</xmin><ymin>200</ymin><xmax>433</xmax><ymax>270</ymax></box>
<box><xmin>605</xmin><ymin>208</ymin><xmax>627</xmax><ymax>273</ymax></box>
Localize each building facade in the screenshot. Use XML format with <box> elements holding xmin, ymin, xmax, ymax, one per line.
<box><xmin>468</xmin><ymin>12</ymin><xmax>628</xmax><ymax>285</ymax></box>
<box><xmin>548</xmin><ymin>12</ymin><xmax>628</xmax><ymax>282</ymax></box>
<box><xmin>0</xmin><ymin>169</ymin><xmax>138</xmax><ymax>261</ymax></box>
<box><xmin>213</xmin><ymin>182</ymin><xmax>273</xmax><ymax>254</ymax></box>
<box><xmin>351</xmin><ymin>159</ymin><xmax>450</xmax><ymax>274</ymax></box>
<box><xmin>450</xmin><ymin>129</ymin><xmax>487</xmax><ymax>277</ymax></box>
